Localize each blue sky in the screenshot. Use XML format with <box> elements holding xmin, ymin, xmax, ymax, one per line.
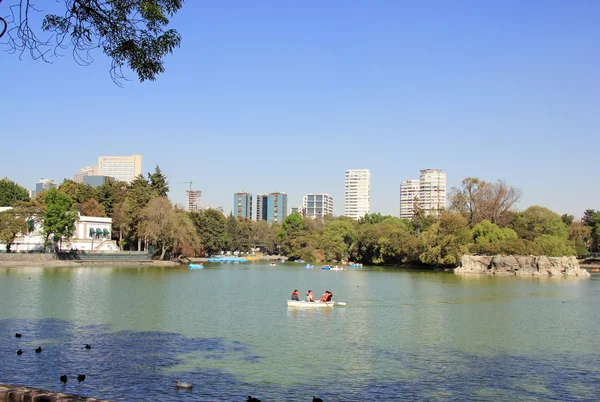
<box><xmin>1</xmin><ymin>0</ymin><xmax>598</xmax><ymax>218</ymax></box>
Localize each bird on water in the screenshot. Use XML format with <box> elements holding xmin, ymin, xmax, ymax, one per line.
<box><xmin>248</xmin><ymin>396</ymin><xmax>261</xmax><ymax>402</ymax></box>
<box><xmin>16</xmin><ymin>349</ymin><xmax>23</xmax><ymax>355</ymax></box>
<box><xmin>35</xmin><ymin>346</ymin><xmax>42</xmax><ymax>353</ymax></box>
<box><xmin>84</xmin><ymin>344</ymin><xmax>92</xmax><ymax>349</ymax></box>
<box><xmin>175</xmin><ymin>380</ymin><xmax>193</xmax><ymax>389</ymax></box>
<box><xmin>77</xmin><ymin>374</ymin><xmax>86</xmax><ymax>383</ymax></box>
<box><xmin>313</xmin><ymin>397</ymin><xmax>324</xmax><ymax>402</ymax></box>
<box><xmin>15</xmin><ymin>333</ymin><xmax>22</xmax><ymax>338</ymax></box>
<box><xmin>60</xmin><ymin>375</ymin><xmax>68</xmax><ymax>384</ymax></box>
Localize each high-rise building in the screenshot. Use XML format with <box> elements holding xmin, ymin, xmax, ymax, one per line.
<box><xmin>83</xmin><ymin>176</ymin><xmax>112</xmax><ymax>187</ymax></box>
<box><xmin>255</xmin><ymin>194</ymin><xmax>268</xmax><ymax>221</ymax></box>
<box><xmin>74</xmin><ymin>165</ymin><xmax>98</xmax><ymax>183</ymax></box>
<box><xmin>186</xmin><ymin>190</ymin><xmax>201</xmax><ymax>212</ymax></box>
<box><xmin>399</xmin><ymin>179</ymin><xmax>420</xmax><ymax>219</ymax></box>
<box><xmin>344</xmin><ymin>169</ymin><xmax>370</xmax><ymax>220</ymax></box>
<box><xmin>419</xmin><ymin>169</ymin><xmax>446</xmax><ymax>215</ymax></box>
<box><xmin>35</xmin><ymin>178</ymin><xmax>56</xmax><ymax>196</ymax></box>
<box><xmin>267</xmin><ymin>192</ymin><xmax>288</xmax><ymax>223</ymax></box>
<box><xmin>291</xmin><ymin>206</ymin><xmax>305</xmax><ymax>216</ymax></box>
<box><xmin>97</xmin><ymin>155</ymin><xmax>142</xmax><ymax>183</ymax></box>
<box><xmin>233</xmin><ymin>192</ymin><xmax>253</xmax><ymax>219</ymax></box>
<box><xmin>399</xmin><ymin>169</ymin><xmax>447</xmax><ymax>218</ymax></box>
<box><xmin>303</xmin><ymin>193</ymin><xmax>334</xmax><ymax>219</ymax></box>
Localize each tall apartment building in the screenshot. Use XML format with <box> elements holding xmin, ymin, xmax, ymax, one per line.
<box><xmin>399</xmin><ymin>179</ymin><xmax>420</xmax><ymax>219</ymax></box>
<box><xmin>303</xmin><ymin>193</ymin><xmax>334</xmax><ymax>219</ymax></box>
<box><xmin>399</xmin><ymin>169</ymin><xmax>447</xmax><ymax>218</ymax></box>
<box><xmin>233</xmin><ymin>192</ymin><xmax>253</xmax><ymax>219</ymax></box>
<box><xmin>74</xmin><ymin>165</ymin><xmax>98</xmax><ymax>183</ymax></box>
<box><xmin>344</xmin><ymin>169</ymin><xmax>370</xmax><ymax>220</ymax></box>
<box><xmin>97</xmin><ymin>155</ymin><xmax>142</xmax><ymax>183</ymax></box>
<box><xmin>290</xmin><ymin>206</ymin><xmax>305</xmax><ymax>216</ymax></box>
<box><xmin>255</xmin><ymin>194</ymin><xmax>268</xmax><ymax>221</ymax></box>
<box><xmin>267</xmin><ymin>192</ymin><xmax>288</xmax><ymax>223</ymax></box>
<box><xmin>186</xmin><ymin>190</ymin><xmax>202</xmax><ymax>212</ymax></box>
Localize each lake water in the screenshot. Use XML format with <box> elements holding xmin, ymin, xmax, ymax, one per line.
<box><xmin>0</xmin><ymin>262</ymin><xmax>599</xmax><ymax>401</ymax></box>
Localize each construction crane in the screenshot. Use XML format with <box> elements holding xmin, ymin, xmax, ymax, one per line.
<box><xmin>177</xmin><ymin>181</ymin><xmax>194</xmax><ymax>190</ymax></box>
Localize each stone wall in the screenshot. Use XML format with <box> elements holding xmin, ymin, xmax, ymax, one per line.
<box><xmin>0</xmin><ymin>383</ymin><xmax>109</xmax><ymax>401</ymax></box>
<box><xmin>0</xmin><ymin>253</ymin><xmax>55</xmax><ymax>261</ymax></box>
<box><xmin>455</xmin><ymin>255</ymin><xmax>591</xmax><ymax>277</ymax></box>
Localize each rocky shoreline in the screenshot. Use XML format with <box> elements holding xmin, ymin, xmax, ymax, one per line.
<box><xmin>455</xmin><ymin>255</ymin><xmax>591</xmax><ymax>277</ymax></box>
<box><xmin>0</xmin><ymin>383</ymin><xmax>109</xmax><ymax>401</ymax></box>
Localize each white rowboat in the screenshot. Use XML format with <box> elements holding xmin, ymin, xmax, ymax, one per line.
<box><xmin>287</xmin><ymin>300</ymin><xmax>346</xmax><ymax>308</ymax></box>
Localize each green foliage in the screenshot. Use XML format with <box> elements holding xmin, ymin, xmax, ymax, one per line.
<box><xmin>561</xmin><ymin>214</ymin><xmax>574</xmax><ymax>227</ymax></box>
<box><xmin>189</xmin><ymin>209</ymin><xmax>227</xmax><ymax>256</ymax></box>
<box><xmin>512</xmin><ymin>206</ymin><xmax>568</xmax><ymax>241</ymax></box>
<box><xmin>533</xmin><ymin>235</ymin><xmax>576</xmax><ymax>257</ymax></box>
<box><xmin>472</xmin><ymin>220</ymin><xmax>517</xmax><ymax>244</ymax></box>
<box><xmin>148</xmin><ymin>165</ymin><xmax>169</xmax><ymax>197</ymax></box>
<box><xmin>42</xmin><ymin>188</ymin><xmax>78</xmax><ymax>250</ymax></box>
<box><xmin>582</xmin><ymin>209</ymin><xmax>600</xmax><ymax>252</ymax></box>
<box><xmin>0</xmin><ymin>209</ymin><xmax>29</xmax><ymax>252</ymax></box>
<box><xmin>420</xmin><ymin>212</ymin><xmax>471</xmax><ymax>266</ymax></box>
<box><xmin>0</xmin><ymin>178</ymin><xmax>30</xmax><ymax>207</ymax></box>
<box><xmin>80</xmin><ymin>198</ymin><xmax>106</xmax><ymax>217</ymax></box>
<box><xmin>57</xmin><ymin>180</ymin><xmax>95</xmax><ymax>205</ymax></box>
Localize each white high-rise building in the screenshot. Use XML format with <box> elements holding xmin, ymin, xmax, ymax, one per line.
<box><xmin>97</xmin><ymin>155</ymin><xmax>142</xmax><ymax>183</ymax></box>
<box><xmin>74</xmin><ymin>165</ymin><xmax>98</xmax><ymax>183</ymax></box>
<box><xmin>344</xmin><ymin>169</ymin><xmax>370</xmax><ymax>220</ymax></box>
<box><xmin>399</xmin><ymin>179</ymin><xmax>420</xmax><ymax>219</ymax></box>
<box><xmin>186</xmin><ymin>190</ymin><xmax>201</xmax><ymax>212</ymax></box>
<box><xmin>303</xmin><ymin>193</ymin><xmax>334</xmax><ymax>219</ymax></box>
<box><xmin>399</xmin><ymin>169</ymin><xmax>446</xmax><ymax>218</ymax></box>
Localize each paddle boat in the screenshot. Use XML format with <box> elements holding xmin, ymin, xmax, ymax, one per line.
<box><xmin>305</xmin><ymin>264</ymin><xmax>313</xmax><ymax>269</ymax></box>
<box><xmin>270</xmin><ymin>262</ymin><xmax>277</xmax><ymax>266</ymax></box>
<box><xmin>348</xmin><ymin>263</ymin><xmax>363</xmax><ymax>267</ymax></box>
<box><xmin>287</xmin><ymin>300</ymin><xmax>346</xmax><ymax>308</ymax></box>
<box><xmin>188</xmin><ymin>263</ymin><xmax>203</xmax><ymax>269</ymax></box>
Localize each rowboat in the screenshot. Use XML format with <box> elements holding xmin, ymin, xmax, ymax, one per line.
<box><xmin>287</xmin><ymin>300</ymin><xmax>334</xmax><ymax>308</ymax></box>
<box><xmin>286</xmin><ymin>300</ymin><xmax>346</xmax><ymax>308</ymax></box>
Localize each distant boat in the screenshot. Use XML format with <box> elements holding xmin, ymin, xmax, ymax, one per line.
<box><xmin>270</xmin><ymin>262</ymin><xmax>276</xmax><ymax>266</ymax></box>
<box><xmin>207</xmin><ymin>257</ymin><xmax>247</xmax><ymax>263</ymax></box>
<box><xmin>306</xmin><ymin>264</ymin><xmax>313</xmax><ymax>269</ymax></box>
<box><xmin>188</xmin><ymin>263</ymin><xmax>203</xmax><ymax>269</ymax></box>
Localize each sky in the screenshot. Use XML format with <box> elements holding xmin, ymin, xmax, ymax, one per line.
<box><xmin>1</xmin><ymin>0</ymin><xmax>598</xmax><ymax>218</ymax></box>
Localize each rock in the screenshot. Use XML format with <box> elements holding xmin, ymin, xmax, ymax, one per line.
<box><xmin>455</xmin><ymin>255</ymin><xmax>591</xmax><ymax>277</ymax></box>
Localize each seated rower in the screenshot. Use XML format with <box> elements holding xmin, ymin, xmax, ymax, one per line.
<box><xmin>306</xmin><ymin>290</ymin><xmax>315</xmax><ymax>302</ymax></box>
<box><xmin>291</xmin><ymin>289</ymin><xmax>300</xmax><ymax>301</ymax></box>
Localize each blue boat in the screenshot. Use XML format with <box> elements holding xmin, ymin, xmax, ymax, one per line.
<box><xmin>188</xmin><ymin>263</ymin><xmax>204</xmax><ymax>269</ymax></box>
<box><xmin>321</xmin><ymin>265</ymin><xmax>331</xmax><ymax>270</ymax></box>
<box><xmin>305</xmin><ymin>264</ymin><xmax>313</xmax><ymax>269</ymax></box>
<box><xmin>207</xmin><ymin>257</ymin><xmax>247</xmax><ymax>263</ymax></box>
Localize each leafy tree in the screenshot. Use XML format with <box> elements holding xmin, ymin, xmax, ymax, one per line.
<box><xmin>233</xmin><ymin>218</ymin><xmax>253</xmax><ymax>253</ymax></box>
<box><xmin>42</xmin><ymin>188</ymin><xmax>78</xmax><ymax>251</ymax></box>
<box><xmin>0</xmin><ymin>208</ymin><xmax>28</xmax><ymax>252</ymax></box>
<box><xmin>561</xmin><ymin>214</ymin><xmax>574</xmax><ymax>227</ymax></box>
<box><xmin>170</xmin><ymin>209</ymin><xmax>200</xmax><ymax>258</ymax></box>
<box><xmin>0</xmin><ymin>178</ymin><xmax>29</xmax><ymax>207</ymax></box>
<box><xmin>533</xmin><ymin>235</ymin><xmax>576</xmax><ymax>257</ymax></box>
<box><xmin>81</xmin><ymin>198</ymin><xmax>106</xmax><ymax>217</ymax></box>
<box><xmin>148</xmin><ymin>165</ymin><xmax>169</xmax><ymax>197</ymax></box>
<box><xmin>57</xmin><ymin>180</ymin><xmax>95</xmax><ymax>205</ymax></box>
<box><xmin>94</xmin><ymin>179</ymin><xmax>128</xmax><ymax>217</ymax></box>
<box><xmin>1</xmin><ymin>0</ymin><xmax>184</xmax><ymax>84</ymax></box>
<box><xmin>251</xmin><ymin>220</ymin><xmax>272</xmax><ymax>253</ymax></box>
<box><xmin>189</xmin><ymin>209</ymin><xmax>227</xmax><ymax>256</ymax></box>
<box><xmin>582</xmin><ymin>209</ymin><xmax>600</xmax><ymax>252</ymax></box>
<box><xmin>569</xmin><ymin>223</ymin><xmax>591</xmax><ymax>256</ymax></box>
<box><xmin>512</xmin><ymin>206</ymin><xmax>568</xmax><ymax>241</ymax></box>
<box><xmin>472</xmin><ymin>220</ymin><xmax>517</xmax><ymax>244</ymax></box>
<box><xmin>420</xmin><ymin>212</ymin><xmax>471</xmax><ymax>266</ymax></box>
<box><xmin>139</xmin><ymin>197</ymin><xmax>175</xmax><ymax>260</ymax></box>
<box><xmin>318</xmin><ymin>219</ymin><xmax>356</xmax><ymax>262</ymax></box>
<box><xmin>124</xmin><ymin>175</ymin><xmax>153</xmax><ymax>250</ymax></box>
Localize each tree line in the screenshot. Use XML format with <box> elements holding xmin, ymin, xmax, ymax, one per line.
<box><xmin>0</xmin><ymin>174</ymin><xmax>598</xmax><ymax>266</ymax></box>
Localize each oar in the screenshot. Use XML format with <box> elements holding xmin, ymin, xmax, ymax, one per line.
<box><xmin>334</xmin><ymin>302</ymin><xmax>347</xmax><ymax>306</ymax></box>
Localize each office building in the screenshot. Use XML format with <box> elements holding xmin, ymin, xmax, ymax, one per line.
<box><xmin>291</xmin><ymin>206</ymin><xmax>305</xmax><ymax>216</ymax></box>
<box><xmin>74</xmin><ymin>165</ymin><xmax>98</xmax><ymax>183</ymax></box>
<box><xmin>399</xmin><ymin>179</ymin><xmax>420</xmax><ymax>219</ymax></box>
<box><xmin>83</xmin><ymin>176</ymin><xmax>112</xmax><ymax>187</ymax></box>
<box><xmin>186</xmin><ymin>190</ymin><xmax>201</xmax><ymax>212</ymax></box>
<box><xmin>303</xmin><ymin>193</ymin><xmax>334</xmax><ymax>219</ymax></box>
<box><xmin>35</xmin><ymin>178</ymin><xmax>56</xmax><ymax>196</ymax></box>
<box><xmin>255</xmin><ymin>194</ymin><xmax>268</xmax><ymax>221</ymax></box>
<box><xmin>233</xmin><ymin>192</ymin><xmax>253</xmax><ymax>219</ymax></box>
<box><xmin>344</xmin><ymin>169</ymin><xmax>370</xmax><ymax>220</ymax></box>
<box><xmin>399</xmin><ymin>169</ymin><xmax>447</xmax><ymax>218</ymax></box>
<box><xmin>97</xmin><ymin>154</ymin><xmax>142</xmax><ymax>183</ymax></box>
<box><xmin>267</xmin><ymin>192</ymin><xmax>288</xmax><ymax>223</ymax></box>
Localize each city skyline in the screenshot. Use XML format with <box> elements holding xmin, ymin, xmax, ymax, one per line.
<box><xmin>1</xmin><ymin>2</ymin><xmax>598</xmax><ymax>219</ymax></box>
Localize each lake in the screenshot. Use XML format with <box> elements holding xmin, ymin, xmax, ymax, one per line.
<box><xmin>0</xmin><ymin>262</ymin><xmax>599</xmax><ymax>401</ymax></box>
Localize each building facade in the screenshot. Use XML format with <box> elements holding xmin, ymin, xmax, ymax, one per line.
<box><xmin>255</xmin><ymin>194</ymin><xmax>268</xmax><ymax>221</ymax></box>
<box><xmin>74</xmin><ymin>165</ymin><xmax>98</xmax><ymax>183</ymax></box>
<box><xmin>290</xmin><ymin>206</ymin><xmax>305</xmax><ymax>216</ymax></box>
<box><xmin>267</xmin><ymin>192</ymin><xmax>288</xmax><ymax>223</ymax></box>
<box><xmin>399</xmin><ymin>169</ymin><xmax>447</xmax><ymax>218</ymax></box>
<box><xmin>186</xmin><ymin>190</ymin><xmax>201</xmax><ymax>212</ymax></box>
<box><xmin>97</xmin><ymin>155</ymin><xmax>142</xmax><ymax>183</ymax></box>
<box><xmin>233</xmin><ymin>192</ymin><xmax>253</xmax><ymax>219</ymax></box>
<box><xmin>83</xmin><ymin>176</ymin><xmax>112</xmax><ymax>187</ymax></box>
<box><xmin>303</xmin><ymin>193</ymin><xmax>334</xmax><ymax>219</ymax></box>
<box><xmin>34</xmin><ymin>178</ymin><xmax>56</xmax><ymax>196</ymax></box>
<box><xmin>399</xmin><ymin>179</ymin><xmax>420</xmax><ymax>219</ymax></box>
<box><xmin>344</xmin><ymin>169</ymin><xmax>370</xmax><ymax>220</ymax></box>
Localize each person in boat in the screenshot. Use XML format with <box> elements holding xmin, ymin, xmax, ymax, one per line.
<box><xmin>319</xmin><ymin>291</ymin><xmax>330</xmax><ymax>303</ymax></box>
<box><xmin>306</xmin><ymin>290</ymin><xmax>315</xmax><ymax>302</ymax></box>
<box><xmin>291</xmin><ymin>289</ymin><xmax>300</xmax><ymax>301</ymax></box>
<box><xmin>326</xmin><ymin>291</ymin><xmax>333</xmax><ymax>301</ymax></box>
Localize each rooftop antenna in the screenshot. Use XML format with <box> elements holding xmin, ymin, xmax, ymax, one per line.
<box><xmin>177</xmin><ymin>181</ymin><xmax>194</xmax><ymax>191</ymax></box>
